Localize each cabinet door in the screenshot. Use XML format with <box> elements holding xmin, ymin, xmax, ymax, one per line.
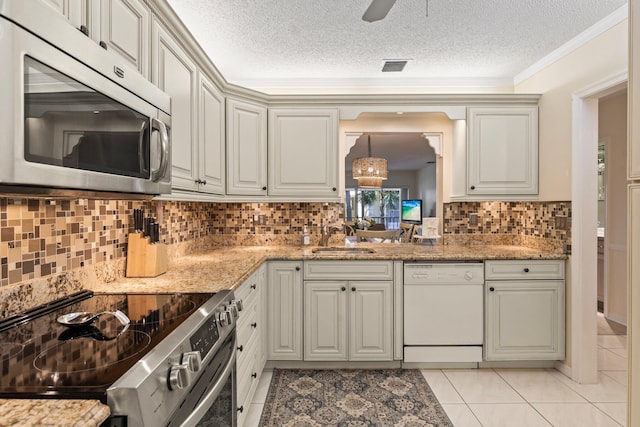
<box><xmin>467</xmin><ymin>107</ymin><xmax>538</xmax><ymax>195</ymax></box>
<box><xmin>152</xmin><ymin>19</ymin><xmax>198</xmax><ymax>191</ymax></box>
<box><xmin>485</xmin><ymin>280</ymin><xmax>565</xmax><ymax>360</ymax></box>
<box><xmin>304</xmin><ymin>281</ymin><xmax>348</xmax><ymax>361</ymax></box>
<box><xmin>267</xmin><ymin>262</ymin><xmax>303</xmax><ymax>360</ymax></box>
<box><xmin>257</xmin><ymin>264</ymin><xmax>268</xmax><ymax>369</ymax></box>
<box><xmin>268</xmin><ymin>109</ymin><xmax>338</xmax><ymax>198</ymax></box>
<box><xmin>227</xmin><ymin>98</ymin><xmax>268</xmax><ymax>195</ymax></box>
<box><xmin>100</xmin><ymin>0</ymin><xmax>150</xmax><ymax>77</ymax></box>
<box><xmin>198</xmin><ymin>73</ymin><xmax>225</xmax><ymax>194</ymax></box>
<box><xmin>349</xmin><ymin>281</ymin><xmax>393</xmax><ymax>361</ymax></box>
<box><xmin>41</xmin><ymin>0</ymin><xmax>92</xmax><ymax>33</ymax></box>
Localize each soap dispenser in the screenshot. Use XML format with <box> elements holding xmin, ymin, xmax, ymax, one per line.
<box><xmin>302</xmin><ymin>226</ymin><xmax>310</xmax><ymax>246</ymax></box>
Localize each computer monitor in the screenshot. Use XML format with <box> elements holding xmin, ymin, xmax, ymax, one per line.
<box><xmin>401</xmin><ymin>199</ymin><xmax>422</xmax><ymax>223</ymax></box>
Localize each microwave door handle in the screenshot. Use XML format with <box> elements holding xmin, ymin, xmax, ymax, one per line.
<box><xmin>138</xmin><ymin>120</ymin><xmax>150</xmax><ymax>176</ymax></box>
<box><xmin>150</xmin><ymin>118</ymin><xmax>169</xmax><ymax>182</ymax></box>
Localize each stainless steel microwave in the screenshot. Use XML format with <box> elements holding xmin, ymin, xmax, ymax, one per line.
<box><xmin>0</xmin><ymin>0</ymin><xmax>171</xmax><ymax>195</ymax></box>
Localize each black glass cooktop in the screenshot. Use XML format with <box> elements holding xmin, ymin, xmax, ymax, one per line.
<box><xmin>0</xmin><ymin>291</ymin><xmax>215</xmax><ymax>401</ymax></box>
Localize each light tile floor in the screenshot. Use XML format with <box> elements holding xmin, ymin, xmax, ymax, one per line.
<box><xmin>245</xmin><ymin>316</ymin><xmax>627</xmax><ymax>426</ymax></box>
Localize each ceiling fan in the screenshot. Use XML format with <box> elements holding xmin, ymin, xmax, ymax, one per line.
<box><xmin>362</xmin><ymin>0</ymin><xmax>397</xmax><ymax>22</ymax></box>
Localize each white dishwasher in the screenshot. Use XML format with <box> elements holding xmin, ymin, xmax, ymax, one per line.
<box><xmin>404</xmin><ymin>262</ymin><xmax>484</xmax><ymax>363</ymax></box>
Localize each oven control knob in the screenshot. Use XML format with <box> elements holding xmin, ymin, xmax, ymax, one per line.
<box><xmin>229</xmin><ymin>299</ymin><xmax>243</xmax><ymax>317</ymax></box>
<box><xmin>464</xmin><ymin>271</ymin><xmax>474</xmax><ymax>281</ymax></box>
<box><xmin>168</xmin><ymin>364</ymin><xmax>190</xmax><ymax>390</ymax></box>
<box><xmin>219</xmin><ymin>309</ymin><xmax>233</xmax><ymax>326</ymax></box>
<box><xmin>182</xmin><ymin>351</ymin><xmax>202</xmax><ymax>373</ymax></box>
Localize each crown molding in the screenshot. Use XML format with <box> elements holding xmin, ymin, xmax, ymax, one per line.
<box><xmin>514</xmin><ymin>5</ymin><xmax>628</xmax><ymax>86</ymax></box>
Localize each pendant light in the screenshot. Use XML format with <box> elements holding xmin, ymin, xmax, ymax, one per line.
<box><xmin>352</xmin><ymin>135</ymin><xmax>388</xmax><ymax>188</ymax></box>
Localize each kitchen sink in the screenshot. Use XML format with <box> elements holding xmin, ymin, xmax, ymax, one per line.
<box><xmin>311</xmin><ymin>247</ymin><xmax>375</xmax><ymax>254</ymax></box>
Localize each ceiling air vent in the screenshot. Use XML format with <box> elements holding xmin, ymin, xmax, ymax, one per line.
<box><xmin>382</xmin><ymin>60</ymin><xmax>408</xmax><ymax>72</ymax></box>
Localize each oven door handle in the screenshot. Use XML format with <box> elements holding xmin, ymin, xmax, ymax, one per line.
<box><xmin>179</xmin><ymin>335</ymin><xmax>236</xmax><ymax>427</ymax></box>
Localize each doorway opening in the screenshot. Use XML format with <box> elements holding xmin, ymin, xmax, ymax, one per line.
<box><xmin>570</xmin><ymin>72</ymin><xmax>627</xmax><ymax>384</ymax></box>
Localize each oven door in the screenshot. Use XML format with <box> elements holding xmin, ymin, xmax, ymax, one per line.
<box><xmin>168</xmin><ymin>333</ymin><xmax>237</xmax><ymax>427</ymax></box>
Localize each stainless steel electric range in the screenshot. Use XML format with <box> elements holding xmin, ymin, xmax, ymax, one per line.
<box><xmin>0</xmin><ymin>290</ymin><xmax>240</xmax><ymax>426</ymax></box>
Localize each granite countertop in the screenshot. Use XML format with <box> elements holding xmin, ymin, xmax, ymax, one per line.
<box><xmin>90</xmin><ymin>243</ymin><xmax>567</xmax><ymax>294</ymax></box>
<box><xmin>0</xmin><ymin>399</ymin><xmax>110</xmax><ymax>427</ymax></box>
<box><xmin>6</xmin><ymin>242</ymin><xmax>565</xmax><ymax>425</ymax></box>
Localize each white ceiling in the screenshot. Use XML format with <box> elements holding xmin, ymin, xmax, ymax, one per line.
<box><xmin>167</xmin><ymin>0</ymin><xmax>627</xmax><ymax>92</ymax></box>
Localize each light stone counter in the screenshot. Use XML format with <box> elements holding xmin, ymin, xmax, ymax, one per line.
<box><xmin>0</xmin><ymin>399</ymin><xmax>110</xmax><ymax>427</ymax></box>
<box><xmin>6</xmin><ymin>242</ymin><xmax>564</xmax><ymax>425</ymax></box>
<box><xmin>90</xmin><ymin>243</ymin><xmax>567</xmax><ymax>294</ymax></box>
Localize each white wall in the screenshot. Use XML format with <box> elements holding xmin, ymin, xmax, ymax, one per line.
<box><xmin>515</xmin><ymin>19</ymin><xmax>628</xmax><ymax>374</ymax></box>
<box><xmin>339</xmin><ymin>112</ymin><xmax>451</xmax><ymax>223</ymax></box>
<box><xmin>600</xmin><ymin>91</ymin><xmax>628</xmax><ymax>325</ymax></box>
<box><xmin>515</xmin><ymin>21</ymin><xmax>628</xmax><ymax>201</ymax></box>
<box><xmin>417</xmin><ymin>163</ymin><xmax>437</xmax><ymax>217</ymax></box>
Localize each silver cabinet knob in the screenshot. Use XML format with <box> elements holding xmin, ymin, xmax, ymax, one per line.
<box><xmin>168</xmin><ymin>364</ymin><xmax>190</xmax><ymax>390</ymax></box>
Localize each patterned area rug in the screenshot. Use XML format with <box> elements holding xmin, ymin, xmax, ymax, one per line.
<box><xmin>259</xmin><ymin>369</ymin><xmax>453</xmax><ymax>426</ymax></box>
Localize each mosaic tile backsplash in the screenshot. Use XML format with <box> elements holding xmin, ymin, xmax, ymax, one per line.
<box><xmin>442</xmin><ymin>201</ymin><xmax>571</xmax><ymax>252</ymax></box>
<box><xmin>0</xmin><ymin>197</ymin><xmax>570</xmax><ymax>317</ymax></box>
<box><xmin>0</xmin><ymin>198</ymin><xmax>343</xmax><ymax>289</ymax></box>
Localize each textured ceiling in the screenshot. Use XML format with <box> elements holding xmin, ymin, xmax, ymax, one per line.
<box><xmin>167</xmin><ymin>0</ymin><xmax>627</xmax><ymax>92</ymax></box>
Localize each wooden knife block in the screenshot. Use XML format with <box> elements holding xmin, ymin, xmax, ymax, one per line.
<box><xmin>126</xmin><ymin>232</ymin><xmax>168</xmax><ymax>277</ymax></box>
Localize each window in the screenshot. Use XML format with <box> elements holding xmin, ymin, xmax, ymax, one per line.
<box><xmin>345</xmin><ymin>188</ymin><xmax>402</xmax><ymax>229</ymax></box>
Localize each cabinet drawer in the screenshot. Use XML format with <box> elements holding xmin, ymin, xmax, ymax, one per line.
<box><xmin>237</xmin><ymin>332</ymin><xmax>260</xmax><ymax>405</ymax></box>
<box><xmin>304</xmin><ymin>261</ymin><xmax>393</xmax><ymax>280</ymax></box>
<box><xmin>237</xmin><ymin>298</ymin><xmax>259</xmax><ymax>352</ymax></box>
<box><xmin>235</xmin><ymin>270</ymin><xmax>260</xmax><ymax>307</ymax></box>
<box><xmin>485</xmin><ymin>260</ymin><xmax>564</xmax><ymax>280</ymax></box>
<box><xmin>236</xmin><ymin>351</ymin><xmax>261</xmax><ymax>427</ymax></box>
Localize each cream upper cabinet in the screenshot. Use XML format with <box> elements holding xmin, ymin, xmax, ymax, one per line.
<box><xmin>268</xmin><ymin>109</ymin><xmax>339</xmax><ymax>199</ymax></box>
<box><xmin>99</xmin><ymin>0</ymin><xmax>151</xmax><ymax>78</ymax></box>
<box><xmin>40</xmin><ymin>0</ymin><xmax>84</xmax><ymax>28</ymax></box>
<box><xmin>197</xmin><ymin>73</ymin><xmax>226</xmax><ymax>195</ymax></box>
<box><xmin>227</xmin><ymin>98</ymin><xmax>268</xmax><ymax>196</ymax></box>
<box><xmin>42</xmin><ymin>0</ymin><xmax>150</xmax><ymax>77</ymax></box>
<box><xmin>466</xmin><ymin>106</ymin><xmax>539</xmax><ymax>196</ymax></box>
<box><xmin>152</xmin><ymin>18</ymin><xmax>198</xmax><ymax>191</ymax></box>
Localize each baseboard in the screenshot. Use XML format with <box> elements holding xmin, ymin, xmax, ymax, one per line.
<box><xmin>606</xmin><ymin>312</ymin><xmax>628</xmax><ymax>327</ymax></box>
<box><xmin>555</xmin><ymin>360</ymin><xmax>572</xmax><ymax>378</ymax></box>
<box><xmin>265</xmin><ymin>360</ymin><xmax>402</xmax><ymax>370</ymax></box>
<box><xmin>478</xmin><ymin>360</ymin><xmax>557</xmax><ymax>369</ymax></box>
<box><xmin>402</xmin><ymin>362</ymin><xmax>479</xmax><ymax>369</ymax></box>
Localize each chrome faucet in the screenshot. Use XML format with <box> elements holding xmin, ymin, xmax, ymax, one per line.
<box><xmin>319</xmin><ymin>224</ymin><xmax>342</xmax><ymax>246</ymax></box>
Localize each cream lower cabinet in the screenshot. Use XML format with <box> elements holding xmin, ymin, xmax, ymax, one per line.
<box><xmin>484</xmin><ymin>260</ymin><xmax>565</xmax><ymax>361</ymax></box>
<box><xmin>266</xmin><ymin>261</ymin><xmax>303</xmax><ymax>360</ymax></box>
<box><xmin>234</xmin><ymin>264</ymin><xmax>266</xmax><ymax>426</ymax></box>
<box><xmin>303</xmin><ymin>261</ymin><xmax>394</xmax><ymax>361</ymax></box>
